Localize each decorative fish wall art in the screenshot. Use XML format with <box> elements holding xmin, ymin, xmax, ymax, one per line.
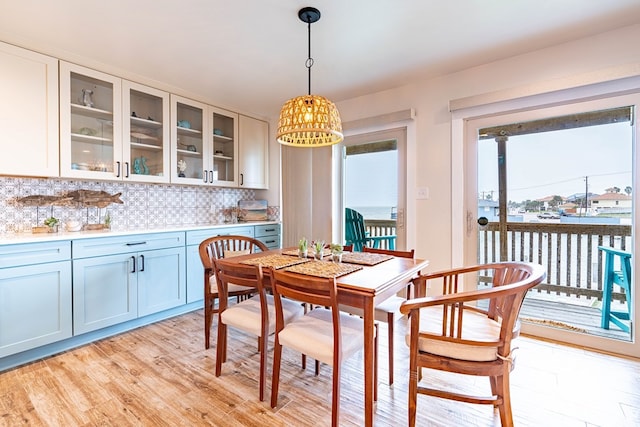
<box><xmin>14</xmin><ymin>190</ymin><xmax>124</xmax><ymax>208</ymax></box>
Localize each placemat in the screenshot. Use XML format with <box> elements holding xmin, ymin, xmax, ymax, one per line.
<box><xmin>340</xmin><ymin>252</ymin><xmax>393</xmax><ymax>266</ymax></box>
<box><xmin>281</xmin><ymin>248</ymin><xmax>331</xmax><ymax>258</ymax></box>
<box><xmin>239</xmin><ymin>254</ymin><xmax>311</xmax><ymax>270</ymax></box>
<box><xmin>283</xmin><ymin>260</ymin><xmax>363</xmax><ymax>278</ymax></box>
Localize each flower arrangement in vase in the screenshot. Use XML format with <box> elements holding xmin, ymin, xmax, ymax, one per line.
<box><xmin>329</xmin><ymin>243</ymin><xmax>343</xmax><ymax>263</ymax></box>
<box><xmin>298</xmin><ymin>237</ymin><xmax>308</xmax><ymax>258</ymax></box>
<box><xmin>312</xmin><ymin>240</ymin><xmax>325</xmax><ymax>260</ymax></box>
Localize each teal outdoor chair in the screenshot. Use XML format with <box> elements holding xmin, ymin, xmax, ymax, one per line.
<box><xmin>345</xmin><ymin>208</ymin><xmax>396</xmax><ymax>252</ymax></box>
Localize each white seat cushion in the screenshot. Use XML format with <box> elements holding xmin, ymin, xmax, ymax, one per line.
<box><xmin>339</xmin><ymin>295</ymin><xmax>406</xmax><ymax>322</ymax></box>
<box><xmin>278</xmin><ymin>307</ymin><xmax>373</xmax><ymax>366</ymax></box>
<box><xmin>221</xmin><ymin>294</ymin><xmax>303</xmax><ymax>337</ymax></box>
<box><xmin>406</xmin><ymin>305</ymin><xmax>502</xmax><ymax>362</ymax></box>
<box><xmin>209</xmin><ymin>275</ymin><xmax>255</xmax><ymax>294</ymax></box>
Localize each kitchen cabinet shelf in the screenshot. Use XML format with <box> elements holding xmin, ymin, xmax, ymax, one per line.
<box><xmin>214</xmin><ymin>134</ymin><xmax>233</xmax><ymax>141</ymax></box>
<box><xmin>131</xmin><ymin>116</ymin><xmax>162</xmax><ymax>127</ymax></box>
<box><xmin>70</xmin><ymin>103</ymin><xmax>113</xmax><ymax>120</ymax></box>
<box><xmin>213</xmin><ymin>154</ymin><xmax>233</xmax><ymax>160</ymax></box>
<box><xmin>130</xmin><ymin>142</ymin><xmax>162</xmax><ymax>151</ymax></box>
<box><xmin>177</xmin><ymin>148</ymin><xmax>201</xmax><ymax>156</ymax></box>
<box><xmin>177</xmin><ymin>126</ymin><xmax>202</xmax><ymax>135</ymax></box>
<box><xmin>70</xmin><ymin>133</ymin><xmax>112</xmax><ymax>143</ymax></box>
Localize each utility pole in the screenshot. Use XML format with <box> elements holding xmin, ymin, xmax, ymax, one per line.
<box><xmin>584</xmin><ymin>175</ymin><xmax>589</xmax><ymax>216</ymax></box>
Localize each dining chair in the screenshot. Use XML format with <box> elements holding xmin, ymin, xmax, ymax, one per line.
<box><xmin>339</xmin><ymin>246</ymin><xmax>415</xmax><ymax>386</ymax></box>
<box><xmin>400</xmin><ymin>262</ymin><xmax>546</xmax><ymax>427</ymax></box>
<box><xmin>198</xmin><ymin>235</ymin><xmax>268</xmax><ymax>350</ymax></box>
<box><xmin>212</xmin><ymin>258</ymin><xmax>304</xmax><ymax>401</ymax></box>
<box><xmin>344</xmin><ymin>207</ymin><xmax>396</xmax><ymax>251</ymax></box>
<box><xmin>270</xmin><ymin>268</ymin><xmax>378</xmax><ymax>427</ymax></box>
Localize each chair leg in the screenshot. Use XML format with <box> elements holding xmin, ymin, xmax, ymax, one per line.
<box><xmin>374</xmin><ymin>323</ymin><xmax>379</xmax><ymax>402</ymax></box>
<box><xmin>331</xmin><ymin>359</ymin><xmax>341</xmax><ymax>427</ymax></box>
<box><xmin>270</xmin><ymin>341</ymin><xmax>283</xmax><ymax>409</ymax></box>
<box><xmin>215</xmin><ymin>320</ymin><xmax>226</xmax><ymax>377</ymax></box>
<box><xmin>387</xmin><ymin>312</ymin><xmax>394</xmax><ymax>385</ymax></box>
<box><xmin>496</xmin><ymin>373</ymin><xmax>514</xmax><ymax>427</ymax></box>
<box><xmin>258</xmin><ymin>335</ymin><xmax>267</xmax><ymax>402</ymax></box>
<box><xmin>315</xmin><ymin>360</ymin><xmax>320</xmax><ymax>376</ymax></box>
<box><xmin>204</xmin><ymin>296</ymin><xmax>212</xmax><ymax>349</ymax></box>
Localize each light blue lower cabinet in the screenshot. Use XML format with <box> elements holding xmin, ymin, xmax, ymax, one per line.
<box><xmin>72</xmin><ymin>233</ymin><xmax>186</xmax><ymax>335</ymax></box>
<box><xmin>137</xmin><ymin>247</ymin><xmax>186</xmax><ymax>317</ymax></box>
<box><xmin>72</xmin><ymin>254</ymin><xmax>137</xmax><ymax>335</ymax></box>
<box><xmin>0</xmin><ymin>260</ymin><xmax>72</xmax><ymax>358</ymax></box>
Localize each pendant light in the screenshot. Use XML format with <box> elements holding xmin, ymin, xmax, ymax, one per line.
<box><xmin>277</xmin><ymin>7</ymin><xmax>343</xmax><ymax>147</ymax></box>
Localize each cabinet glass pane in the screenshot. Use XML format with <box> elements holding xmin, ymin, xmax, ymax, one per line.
<box><xmin>212</xmin><ymin>112</ymin><xmax>235</xmax><ymax>182</ymax></box>
<box><xmin>69</xmin><ymin>72</ymin><xmax>114</xmax><ymax>172</ymax></box>
<box><xmin>176</xmin><ymin>102</ymin><xmax>204</xmax><ymax>180</ymax></box>
<box><xmin>129</xmin><ymin>90</ymin><xmax>164</xmax><ymax>177</ymax></box>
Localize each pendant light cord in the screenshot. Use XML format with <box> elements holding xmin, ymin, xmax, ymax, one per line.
<box><xmin>306</xmin><ymin>19</ymin><xmax>314</xmax><ymax>96</ymax></box>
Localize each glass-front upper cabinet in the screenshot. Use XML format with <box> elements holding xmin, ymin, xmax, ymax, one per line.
<box><xmin>210</xmin><ymin>107</ymin><xmax>238</xmax><ymax>186</ymax></box>
<box><xmin>60</xmin><ymin>62</ymin><xmax>122</xmax><ymax>180</ymax></box>
<box><xmin>123</xmin><ymin>81</ymin><xmax>170</xmax><ymax>183</ymax></box>
<box><xmin>170</xmin><ymin>94</ymin><xmax>207</xmax><ymax>185</ymax></box>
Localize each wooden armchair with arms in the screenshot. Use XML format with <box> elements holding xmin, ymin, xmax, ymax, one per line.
<box><xmin>198</xmin><ymin>235</ymin><xmax>268</xmax><ymax>349</ymax></box>
<box><xmin>400</xmin><ymin>262</ymin><xmax>545</xmax><ymax>427</ymax></box>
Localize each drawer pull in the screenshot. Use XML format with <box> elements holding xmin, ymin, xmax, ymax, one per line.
<box><xmin>264</xmin><ymin>228</ymin><xmax>275</xmax><ymax>232</ymax></box>
<box><xmin>265</xmin><ymin>240</ymin><xmax>276</xmax><ymax>244</ymax></box>
<box><xmin>126</xmin><ymin>242</ymin><xmax>147</xmax><ymax>246</ymax></box>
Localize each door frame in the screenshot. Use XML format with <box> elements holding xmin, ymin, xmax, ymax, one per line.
<box><xmin>452</xmin><ymin>87</ymin><xmax>640</xmax><ymax>357</ymax></box>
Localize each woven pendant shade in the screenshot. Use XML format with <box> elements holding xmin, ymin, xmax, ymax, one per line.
<box><xmin>277</xmin><ymin>94</ymin><xmax>343</xmax><ymax>147</ymax></box>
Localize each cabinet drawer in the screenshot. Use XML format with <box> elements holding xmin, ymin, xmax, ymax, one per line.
<box><xmin>0</xmin><ymin>241</ymin><xmax>71</xmax><ymax>268</ymax></box>
<box><xmin>254</xmin><ymin>224</ymin><xmax>280</xmax><ymax>237</ymax></box>
<box><xmin>72</xmin><ymin>232</ymin><xmax>184</xmax><ymax>259</ymax></box>
<box><xmin>256</xmin><ymin>235</ymin><xmax>280</xmax><ymax>249</ymax></box>
<box><xmin>186</xmin><ymin>226</ymin><xmax>254</xmax><ymax>246</ymax></box>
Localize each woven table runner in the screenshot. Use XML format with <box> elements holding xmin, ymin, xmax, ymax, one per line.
<box><xmin>283</xmin><ymin>260</ymin><xmax>363</xmax><ymax>278</ymax></box>
<box><xmin>340</xmin><ymin>252</ymin><xmax>393</xmax><ymax>266</ymax></box>
<box><xmin>239</xmin><ymin>254</ymin><xmax>311</xmax><ymax>270</ymax></box>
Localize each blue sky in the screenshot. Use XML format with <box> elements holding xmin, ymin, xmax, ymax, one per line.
<box><xmin>345</xmin><ymin>150</ymin><xmax>397</xmax><ymax>207</ymax></box>
<box><xmin>478</xmin><ymin>121</ymin><xmax>633</xmax><ymax>202</ymax></box>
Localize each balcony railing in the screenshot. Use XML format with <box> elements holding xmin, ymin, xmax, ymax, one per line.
<box><xmin>479</xmin><ymin>222</ymin><xmax>632</xmax><ymax>302</ymax></box>
<box><xmin>363</xmin><ymin>219</ymin><xmax>397</xmax><ymax>250</ymax></box>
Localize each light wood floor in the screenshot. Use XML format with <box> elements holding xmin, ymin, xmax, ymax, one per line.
<box><xmin>1</xmin><ymin>309</ymin><xmax>639</xmax><ymax>426</ymax></box>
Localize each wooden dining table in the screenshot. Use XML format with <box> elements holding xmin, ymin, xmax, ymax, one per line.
<box><xmin>228</xmin><ymin>247</ymin><xmax>429</xmax><ymax>427</ymax></box>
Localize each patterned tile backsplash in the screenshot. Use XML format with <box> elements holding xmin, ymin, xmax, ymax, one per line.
<box><xmin>0</xmin><ymin>177</ymin><xmax>264</xmax><ymax>233</ymax></box>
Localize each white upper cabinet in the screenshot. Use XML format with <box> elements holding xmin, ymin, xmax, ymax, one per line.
<box><xmin>239</xmin><ymin>115</ymin><xmax>269</xmax><ymax>189</ymax></box>
<box><xmin>209</xmin><ymin>106</ymin><xmax>238</xmax><ymax>186</ymax></box>
<box><xmin>0</xmin><ymin>41</ymin><xmax>59</xmax><ymax>177</ymax></box>
<box><xmin>59</xmin><ymin>62</ymin><xmax>123</xmax><ymax>180</ymax></box>
<box><xmin>170</xmin><ymin>94</ymin><xmax>208</xmax><ymax>185</ymax></box>
<box><xmin>123</xmin><ymin>81</ymin><xmax>170</xmax><ymax>183</ymax></box>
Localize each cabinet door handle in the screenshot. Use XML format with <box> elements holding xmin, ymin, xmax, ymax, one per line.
<box><xmin>116</xmin><ymin>161</ymin><xmax>121</xmax><ymax>178</ymax></box>
<box><xmin>130</xmin><ymin>255</ymin><xmax>136</xmax><ymax>273</ymax></box>
<box><xmin>203</xmin><ymin>169</ymin><xmax>208</xmax><ymax>183</ymax></box>
<box><xmin>240</xmin><ymin>173</ymin><xmax>244</xmax><ymax>186</ymax></box>
<box><xmin>209</xmin><ymin>170</ymin><xmax>214</xmax><ymax>182</ymax></box>
<box><xmin>126</xmin><ymin>241</ymin><xmax>147</xmax><ymax>246</ymax></box>
<box><xmin>139</xmin><ymin>254</ymin><xmax>145</xmax><ymax>272</ymax></box>
<box><xmin>125</xmin><ymin>162</ymin><xmax>130</xmax><ymax>178</ymax></box>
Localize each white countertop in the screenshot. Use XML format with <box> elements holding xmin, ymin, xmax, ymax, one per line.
<box><xmin>0</xmin><ymin>221</ymin><xmax>280</xmax><ymax>246</ymax></box>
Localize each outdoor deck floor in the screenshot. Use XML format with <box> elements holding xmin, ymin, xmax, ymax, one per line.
<box><xmin>520</xmin><ymin>295</ymin><xmax>630</xmax><ymax>341</ymax></box>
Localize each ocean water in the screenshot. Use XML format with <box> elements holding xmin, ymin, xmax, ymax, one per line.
<box><xmin>349</xmin><ymin>206</ymin><xmax>396</xmax><ymax>220</ymax></box>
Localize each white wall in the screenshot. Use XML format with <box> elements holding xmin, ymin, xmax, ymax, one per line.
<box><xmin>283</xmin><ymin>23</ymin><xmax>640</xmax><ymax>270</ymax></box>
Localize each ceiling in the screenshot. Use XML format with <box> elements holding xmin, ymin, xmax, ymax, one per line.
<box><xmin>2</xmin><ymin>1</ymin><xmax>640</xmax><ymax>118</ymax></box>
